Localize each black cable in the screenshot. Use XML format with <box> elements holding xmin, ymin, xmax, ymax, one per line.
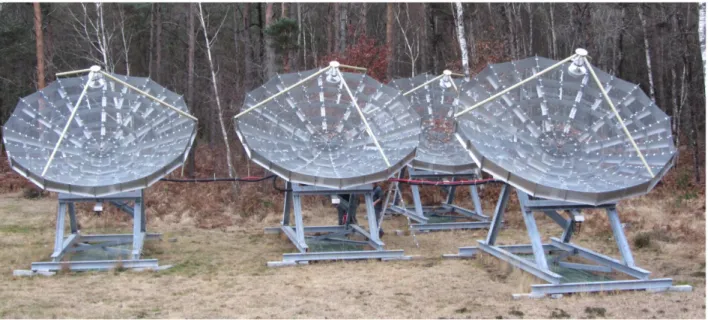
<box><xmin>272</xmin><ymin>177</ymin><xmax>292</xmax><ymax>192</ymax></box>
<box><xmin>160</xmin><ymin>175</ymin><xmax>277</xmax><ymax>183</ymax></box>
<box><xmin>391</xmin><ymin>178</ymin><xmax>504</xmax><ymax>186</ymax></box>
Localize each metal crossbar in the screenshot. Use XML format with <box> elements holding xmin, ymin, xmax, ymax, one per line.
<box><xmin>444</xmin><ymin>184</ymin><xmax>687</xmax><ymax>296</ymax></box>
<box><xmin>267</xmin><ymin>182</ymin><xmax>409</xmax><ymax>267</ymax></box>
<box><xmin>21</xmin><ymin>190</ymin><xmax>163</xmax><ymax>273</ymax></box>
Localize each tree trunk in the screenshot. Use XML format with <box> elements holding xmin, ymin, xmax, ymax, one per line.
<box><xmin>465</xmin><ymin>4</ymin><xmax>477</xmax><ymax>68</ymax></box>
<box><xmin>700</xmin><ymin>2</ymin><xmax>707</xmax><ymax>93</ymax></box>
<box><xmin>550</xmin><ymin>3</ymin><xmax>557</xmax><ymax>59</ymax></box>
<box><xmin>386</xmin><ymin>3</ymin><xmax>395</xmax><ymax>80</ymax></box>
<box><xmin>186</xmin><ymin>3</ymin><xmax>196</xmax><ymax>178</ymax></box>
<box><xmin>155</xmin><ymin>4</ymin><xmax>162</xmax><ymax>82</ymax></box>
<box><xmin>258</xmin><ymin>3</ymin><xmax>264</xmax><ymax>80</ymax></box>
<box><xmin>33</xmin><ymin>3</ymin><xmax>45</xmax><ymax>89</ymax></box>
<box><xmin>526</xmin><ymin>3</ymin><xmax>533</xmax><ymax>55</ymax></box>
<box><xmin>264</xmin><ymin>3</ymin><xmax>275</xmax><ymax>78</ymax></box>
<box><xmin>118</xmin><ymin>6</ymin><xmax>130</xmax><ymax>75</ymax></box>
<box><xmin>504</xmin><ymin>4</ymin><xmax>516</xmax><ymax>59</ymax></box>
<box><xmin>637</xmin><ymin>5</ymin><xmax>656</xmax><ymax>102</ymax></box>
<box><xmin>310</xmin><ymin>13</ymin><xmax>317</xmax><ymax>66</ymax></box>
<box><xmin>148</xmin><ymin>3</ymin><xmax>154</xmax><ymax>78</ymax></box>
<box><xmin>422</xmin><ymin>3</ymin><xmax>431</xmax><ymax>73</ymax></box>
<box><xmin>339</xmin><ymin>3</ymin><xmax>347</xmax><ymax>53</ymax></box>
<box><xmin>613</xmin><ymin>4</ymin><xmax>625</xmax><ymax>75</ymax></box>
<box><xmin>295</xmin><ymin>3</ymin><xmax>301</xmax><ymax>70</ymax></box>
<box><xmin>97</xmin><ymin>3</ymin><xmax>111</xmax><ymax>71</ymax></box>
<box><xmin>358</xmin><ymin>4</ymin><xmax>368</xmax><ymax>39</ymax></box>
<box><xmin>333</xmin><ymin>3</ymin><xmax>340</xmax><ymax>53</ymax></box>
<box><xmin>44</xmin><ymin>3</ymin><xmax>55</xmax><ymax>83</ymax></box>
<box><xmin>454</xmin><ymin>2</ymin><xmax>470</xmax><ymax>80</ymax></box>
<box><xmin>243</xmin><ymin>3</ymin><xmax>252</xmax><ymax>90</ymax></box>
<box><xmin>514</xmin><ymin>4</ymin><xmax>525</xmax><ymax>57</ymax></box>
<box><xmin>690</xmin><ymin>104</ymin><xmax>701</xmax><ymax>183</ymax></box>
<box><xmin>617</xmin><ymin>5</ymin><xmax>625</xmax><ymax>77</ymax></box>
<box><xmin>281</xmin><ymin>2</ymin><xmax>287</xmax><ymax>18</ymax></box>
<box><xmin>326</xmin><ymin>5</ymin><xmax>333</xmax><ymax>54</ymax></box>
<box><xmin>198</xmin><ymin>4</ymin><xmax>236</xmax><ymax>178</ymax></box>
<box><xmin>432</xmin><ymin>7</ymin><xmax>439</xmax><ymax>74</ymax></box>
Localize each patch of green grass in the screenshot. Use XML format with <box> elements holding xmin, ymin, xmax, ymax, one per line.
<box><xmin>455</xmin><ymin>307</ymin><xmax>469</xmax><ymax>314</ymax></box>
<box><xmin>633</xmin><ymin>232</ymin><xmax>653</xmax><ymax>249</ymax></box>
<box><xmin>691</xmin><ymin>271</ymin><xmax>705</xmax><ymax>278</ymax></box>
<box><xmin>584</xmin><ymin>306</ymin><xmax>607</xmax><ymax>318</ymax></box>
<box><xmin>550</xmin><ymin>308</ymin><xmax>570</xmax><ymax>319</ymax></box>
<box><xmin>508</xmin><ymin>307</ymin><xmax>524</xmax><ymax>317</ymax></box>
<box><xmin>161</xmin><ymin>258</ymin><xmax>216</xmax><ymax>276</ymax></box>
<box><xmin>0</xmin><ymin>225</ymin><xmax>34</xmax><ymax>234</ymax></box>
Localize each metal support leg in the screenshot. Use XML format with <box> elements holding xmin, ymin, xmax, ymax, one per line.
<box><xmin>132</xmin><ymin>198</ymin><xmax>144</xmax><ymax>259</ymax></box>
<box><xmin>140</xmin><ymin>190</ymin><xmax>146</xmax><ymax>233</ymax></box>
<box><xmin>292</xmin><ymin>194</ymin><xmax>307</xmax><ymax>248</ymax></box>
<box><xmin>543</xmin><ymin>210</ymin><xmax>567</xmax><ymax>228</ymax></box>
<box><xmin>392</xmin><ymin>170</ymin><xmax>404</xmax><ymax>207</ymax></box>
<box><xmin>607</xmin><ymin>207</ymin><xmax>635</xmax><ymax>267</ymax></box>
<box><xmin>560</xmin><ymin>211</ymin><xmax>575</xmax><ymax>243</ymax></box>
<box><xmin>485</xmin><ymin>184</ymin><xmax>510</xmax><ymax>245</ymax></box>
<box><xmin>523</xmin><ymin>210</ymin><xmax>549</xmax><ymax>271</ymax></box>
<box><xmin>410</xmin><ymin>184</ymin><xmax>425</xmax><ymax>218</ymax></box>
<box><xmin>469</xmin><ymin>185</ymin><xmax>484</xmax><ymax>217</ymax></box>
<box><xmin>282</xmin><ymin>182</ymin><xmax>292</xmax><ymax>226</ymax></box>
<box><xmin>445</xmin><ymin>178</ymin><xmax>457</xmax><ymax>205</ymax></box>
<box><xmin>68</xmin><ymin>203</ymin><xmax>78</xmax><ymax>233</ymax></box>
<box><xmin>517</xmin><ymin>190</ymin><xmax>549</xmax><ymax>271</ymax></box>
<box><xmin>52</xmin><ymin>203</ymin><xmax>67</xmax><ymax>262</ymax></box>
<box><xmin>364</xmin><ymin>193</ymin><xmax>380</xmax><ymax>243</ymax></box>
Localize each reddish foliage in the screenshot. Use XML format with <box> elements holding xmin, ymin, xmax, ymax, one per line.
<box><xmin>0</xmin><ymin>152</ymin><xmax>35</xmax><ymax>193</ymax></box>
<box><xmin>320</xmin><ymin>35</ymin><xmax>390</xmax><ymax>82</ymax></box>
<box><xmin>445</xmin><ymin>39</ymin><xmax>509</xmax><ymax>76</ymax></box>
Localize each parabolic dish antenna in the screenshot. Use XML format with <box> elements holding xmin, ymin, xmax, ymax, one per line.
<box><xmin>2</xmin><ymin>66</ymin><xmax>197</xmax><ymax>196</ymax></box>
<box><xmin>455</xmin><ymin>49</ymin><xmax>676</xmax><ymax>205</ymax></box>
<box><xmin>235</xmin><ymin>62</ymin><xmax>421</xmax><ymax>188</ymax></box>
<box><xmin>391</xmin><ymin>71</ymin><xmax>477</xmax><ymax>173</ymax></box>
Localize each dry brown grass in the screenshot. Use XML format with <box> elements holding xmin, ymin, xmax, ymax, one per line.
<box><xmin>0</xmin><ymin>148</ymin><xmax>705</xmax><ymax>318</ymax></box>
<box><xmin>0</xmin><ymin>187</ymin><xmax>704</xmax><ymax>318</ymax></box>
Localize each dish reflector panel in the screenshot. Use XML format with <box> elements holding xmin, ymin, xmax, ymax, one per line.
<box><xmin>2</xmin><ymin>71</ymin><xmax>196</xmax><ymax>196</ymax></box>
<box><xmin>236</xmin><ymin>67</ymin><xmax>421</xmax><ymax>188</ymax></box>
<box><xmin>456</xmin><ymin>55</ymin><xmax>675</xmax><ymax>204</ymax></box>
<box><xmin>391</xmin><ymin>73</ymin><xmax>476</xmax><ymax>173</ymax></box>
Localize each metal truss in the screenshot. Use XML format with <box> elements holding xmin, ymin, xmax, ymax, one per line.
<box><xmin>25</xmin><ymin>190</ymin><xmax>162</xmax><ymax>273</ymax></box>
<box><xmin>444</xmin><ymin>184</ymin><xmax>692</xmax><ymax>297</ymax></box>
<box><xmin>266</xmin><ymin>182</ymin><xmax>410</xmax><ymax>267</ymax></box>
<box><xmin>385</xmin><ymin>167</ymin><xmax>491</xmax><ymax>231</ymax></box>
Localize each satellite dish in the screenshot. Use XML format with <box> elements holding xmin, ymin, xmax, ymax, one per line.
<box><xmin>455</xmin><ymin>50</ymin><xmax>676</xmax><ymax>205</ymax></box>
<box><xmin>391</xmin><ymin>71</ymin><xmax>477</xmax><ymax>173</ymax></box>
<box><xmin>2</xmin><ymin>67</ymin><xmax>197</xmax><ymax>196</ymax></box>
<box><xmin>235</xmin><ymin>63</ymin><xmax>421</xmax><ymax>188</ymax></box>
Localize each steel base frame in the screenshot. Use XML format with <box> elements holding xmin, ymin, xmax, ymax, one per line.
<box><xmin>266</xmin><ymin>182</ymin><xmax>410</xmax><ymax>267</ymax></box>
<box><xmin>27</xmin><ymin>190</ymin><xmax>162</xmax><ymax>272</ymax></box>
<box><xmin>386</xmin><ymin>167</ymin><xmax>490</xmax><ymax>231</ymax></box>
<box><xmin>444</xmin><ymin>184</ymin><xmax>690</xmax><ymax>296</ymax></box>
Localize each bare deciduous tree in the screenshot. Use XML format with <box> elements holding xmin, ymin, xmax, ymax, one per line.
<box><xmin>395</xmin><ymin>4</ymin><xmax>421</xmax><ymax>77</ymax></box>
<box><xmin>637</xmin><ymin>5</ymin><xmax>656</xmax><ymax>102</ymax></box>
<box><xmin>454</xmin><ymin>2</ymin><xmax>470</xmax><ymax>80</ymax></box>
<box><xmin>198</xmin><ymin>3</ymin><xmax>236</xmax><ymax>178</ymax></box>
<box><xmin>67</xmin><ymin>3</ymin><xmax>115</xmax><ymax>72</ymax></box>
<box><xmin>700</xmin><ymin>2</ymin><xmax>706</xmax><ymax>92</ymax></box>
<box><xmin>386</xmin><ymin>3</ymin><xmax>394</xmax><ymax>80</ymax></box>
<box><xmin>33</xmin><ymin>3</ymin><xmax>45</xmax><ymax>89</ymax></box>
<box><xmin>264</xmin><ymin>3</ymin><xmax>275</xmax><ymax>78</ymax></box>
